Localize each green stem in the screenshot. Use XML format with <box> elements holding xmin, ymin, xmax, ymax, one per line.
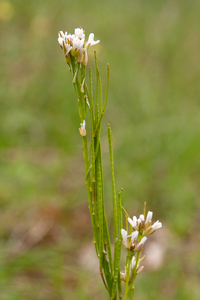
<box><xmin>82</xmin><ymin>136</ymin><xmax>99</xmax><ymax>256</ymax></box>
<box><xmin>122</xmin><ymin>252</ymin><xmax>131</xmax><ymax>300</ymax></box>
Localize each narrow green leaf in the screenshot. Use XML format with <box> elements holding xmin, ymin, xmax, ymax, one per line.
<box><xmin>94</xmin><ymin>64</ymin><xmax>109</xmax><ymax>137</ymax></box>
<box><xmin>108</xmin><ymin>124</ymin><xmax>119</xmax><ymax>298</ymax></box>
<box><xmin>107</xmin><ymin>125</ymin><xmax>118</xmax><ymax>240</ymax></box>
<box><xmin>103</xmin><ymin>211</ymin><xmax>113</xmax><ymax>275</ymax></box>
<box><xmin>97</xmin><ymin>148</ymin><xmax>104</xmax><ymax>272</ymax></box>
<box><xmin>94</xmin><ymin>51</ymin><xmax>99</xmax><ymax>116</ymax></box>
<box><xmin>99</xmin><ymin>141</ymin><xmax>113</xmax><ymax>290</ymax></box>
<box><xmin>82</xmin><ymin>136</ymin><xmax>99</xmax><ymax>256</ymax></box>
<box><xmin>103</xmin><ymin>252</ymin><xmax>112</xmax><ymax>296</ymax></box>
<box><xmin>111</xmin><ymin>189</ymin><xmax>123</xmax><ymax>299</ymax></box>
<box><xmin>89</xmin><ymin>67</ymin><xmax>96</xmax><ymax>210</ymax></box>
<box><xmin>94</xmin><ymin>54</ymin><xmax>99</xmax><ymax>126</ymax></box>
<box><xmin>118</xmin><ymin>269</ymin><xmax>122</xmax><ymax>300</ymax></box>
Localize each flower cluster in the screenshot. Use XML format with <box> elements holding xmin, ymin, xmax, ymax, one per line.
<box><xmin>128</xmin><ymin>211</ymin><xmax>162</xmax><ymax>235</ymax></box>
<box><xmin>58</xmin><ymin>28</ymin><xmax>100</xmax><ymax>66</ymax></box>
<box><xmin>120</xmin><ymin>210</ymin><xmax>162</xmax><ymax>282</ymax></box>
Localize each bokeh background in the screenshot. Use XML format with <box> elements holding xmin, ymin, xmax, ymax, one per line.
<box><xmin>1</xmin><ymin>0</ymin><xmax>200</xmax><ymax>299</ymax></box>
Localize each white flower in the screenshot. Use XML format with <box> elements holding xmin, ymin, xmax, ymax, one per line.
<box><xmin>85</xmin><ymin>33</ymin><xmax>100</xmax><ymax>48</ymax></box>
<box><xmin>63</xmin><ymin>42</ymin><xmax>72</xmax><ymax>55</ymax></box>
<box><xmin>59</xmin><ymin>30</ymin><xmax>65</xmax><ymax>38</ymax></box>
<box><xmin>75</xmin><ymin>27</ymin><xmax>85</xmax><ymax>39</ymax></box>
<box><xmin>139</xmin><ymin>214</ymin><xmax>145</xmax><ymax>221</ymax></box>
<box><xmin>130</xmin><ymin>256</ymin><xmax>136</xmax><ymax>270</ymax></box>
<box><xmin>72</xmin><ymin>37</ymin><xmax>84</xmax><ymax>51</ymax></box>
<box><xmin>58</xmin><ymin>36</ymin><xmax>64</xmax><ymax>47</ymax></box>
<box><xmin>69</xmin><ymin>33</ymin><xmax>75</xmax><ymax>42</ymax></box>
<box><xmin>145</xmin><ymin>217</ymin><xmax>162</xmax><ymax>235</ymax></box>
<box><xmin>152</xmin><ymin>220</ymin><xmax>162</xmax><ymax>231</ymax></box>
<box><xmin>58</xmin><ymin>31</ymin><xmax>72</xmax><ymax>52</ymax></box>
<box><xmin>121</xmin><ymin>229</ymin><xmax>138</xmax><ymax>249</ymax></box>
<box><xmin>128</xmin><ymin>210</ymin><xmax>162</xmax><ymax>235</ymax></box>
<box><xmin>146</xmin><ymin>211</ymin><xmax>153</xmax><ymax>224</ymax></box>
<box><xmin>137</xmin><ymin>214</ymin><xmax>145</xmax><ymax>231</ymax></box>
<box><xmin>58</xmin><ymin>31</ymin><xmax>65</xmax><ymax>48</ymax></box>
<box><xmin>138</xmin><ymin>236</ymin><xmax>147</xmax><ymax>246</ymax></box>
<box><xmin>121</xmin><ymin>229</ymin><xmax>129</xmax><ymax>248</ymax></box>
<box><xmin>79</xmin><ymin>120</ymin><xmax>86</xmax><ymax>136</ymax></box>
<box><xmin>131</xmin><ymin>230</ymin><xmax>138</xmax><ymax>243</ymax></box>
<box><xmin>58</xmin><ymin>28</ymin><xmax>100</xmax><ymax>65</ymax></box>
<box><xmin>135</xmin><ymin>236</ymin><xmax>147</xmax><ymax>251</ymax></box>
<box><xmin>127</xmin><ymin>216</ymin><xmax>137</xmax><ymax>230</ymax></box>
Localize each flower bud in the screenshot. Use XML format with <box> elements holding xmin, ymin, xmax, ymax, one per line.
<box><xmin>135</xmin><ymin>236</ymin><xmax>147</xmax><ymax>252</ymax></box>
<box><xmin>79</xmin><ymin>120</ymin><xmax>86</xmax><ymax>136</ymax></box>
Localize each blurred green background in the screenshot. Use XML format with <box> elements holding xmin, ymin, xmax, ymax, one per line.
<box><xmin>1</xmin><ymin>0</ymin><xmax>200</xmax><ymax>299</ymax></box>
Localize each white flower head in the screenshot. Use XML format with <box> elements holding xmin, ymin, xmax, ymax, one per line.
<box><xmin>72</xmin><ymin>37</ymin><xmax>84</xmax><ymax>51</ymax></box>
<box><xmin>75</xmin><ymin>27</ymin><xmax>85</xmax><ymax>39</ymax></box>
<box><xmin>79</xmin><ymin>120</ymin><xmax>86</xmax><ymax>136</ymax></box>
<box><xmin>58</xmin><ymin>31</ymin><xmax>72</xmax><ymax>52</ymax></box>
<box><xmin>145</xmin><ymin>215</ymin><xmax>162</xmax><ymax>235</ymax></box>
<box><xmin>85</xmin><ymin>33</ymin><xmax>100</xmax><ymax>48</ymax></box>
<box><xmin>128</xmin><ymin>216</ymin><xmax>137</xmax><ymax>230</ymax></box>
<box><xmin>58</xmin><ymin>28</ymin><xmax>99</xmax><ymax>65</ymax></box>
<box><xmin>152</xmin><ymin>220</ymin><xmax>162</xmax><ymax>231</ymax></box>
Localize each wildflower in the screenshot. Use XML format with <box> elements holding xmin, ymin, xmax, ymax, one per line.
<box><xmin>127</xmin><ymin>216</ymin><xmax>137</xmax><ymax>230</ymax></box>
<box><xmin>79</xmin><ymin>120</ymin><xmax>86</xmax><ymax>136</ymax></box>
<box><xmin>145</xmin><ymin>211</ymin><xmax>153</xmax><ymax>225</ymax></box>
<box><xmin>58</xmin><ymin>28</ymin><xmax>100</xmax><ymax>65</ymax></box>
<box><xmin>135</xmin><ymin>236</ymin><xmax>147</xmax><ymax>252</ymax></box>
<box><xmin>130</xmin><ymin>255</ymin><xmax>136</xmax><ymax>271</ymax></box>
<box><xmin>58</xmin><ymin>31</ymin><xmax>72</xmax><ymax>62</ymax></box>
<box><xmin>121</xmin><ymin>229</ymin><xmax>138</xmax><ymax>249</ymax></box>
<box><xmin>58</xmin><ymin>31</ymin><xmax>65</xmax><ymax>47</ymax></box>
<box><xmin>146</xmin><ymin>219</ymin><xmax>162</xmax><ymax>234</ymax></box>
<box><xmin>75</xmin><ymin>27</ymin><xmax>85</xmax><ymax>39</ymax></box>
<box><xmin>137</xmin><ymin>214</ymin><xmax>145</xmax><ymax>231</ymax></box>
<box><xmin>71</xmin><ymin>37</ymin><xmax>84</xmax><ymax>54</ymax></box>
<box><xmin>85</xmin><ymin>33</ymin><xmax>100</xmax><ymax>48</ymax></box>
<box><xmin>128</xmin><ymin>211</ymin><xmax>162</xmax><ymax>235</ymax></box>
